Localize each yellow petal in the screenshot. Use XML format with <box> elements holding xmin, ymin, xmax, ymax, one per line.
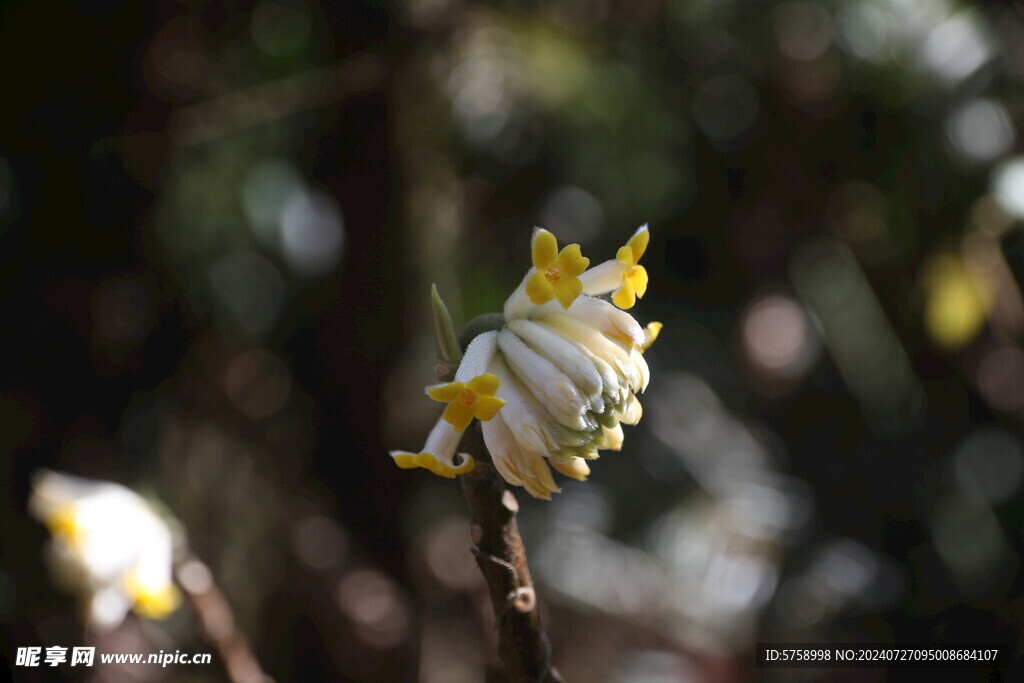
<box><xmin>628</xmin><ymin>265</ymin><xmax>648</xmax><ymax>299</ymax></box>
<box><xmin>554</xmin><ymin>276</ymin><xmax>583</xmax><ymax>309</ymax></box>
<box><xmin>525</xmin><ymin>269</ymin><xmax>555</xmax><ymax>305</ymax></box>
<box><xmin>612</xmin><ymin>278</ymin><xmax>636</xmax><ymax>309</ymax></box>
<box><xmin>392</xmin><ymin>453</ymin><xmax>421</xmax><ymax>469</ymax></box>
<box><xmin>467</xmin><ymin>372</ymin><xmax>500</xmax><ymax>396</ymax></box>
<box><xmin>532</xmin><ymin>228</ymin><xmax>558</xmax><ymax>269</ymax></box>
<box><xmin>557</xmin><ymin>243</ymin><xmax>590</xmax><ymax>276</ymax></box>
<box><xmin>427</xmin><ymin>381</ymin><xmax>466</xmax><ymax>402</ymax></box>
<box><xmin>627</xmin><ymin>225</ymin><xmax>650</xmax><ymax>262</ymax></box>
<box><xmin>46</xmin><ymin>504</ymin><xmax>82</xmax><ymax>546</ymax></box>
<box><xmin>131</xmin><ymin>584</ymin><xmax>181</xmax><ymax>620</ymax></box>
<box><xmin>442</xmin><ymin>400</ymin><xmax>475</xmax><ymax>432</ymax></box>
<box><xmin>616</xmin><ymin>245</ymin><xmax>634</xmax><ymax>266</ymax></box>
<box><xmin>641</xmin><ymin>322</ymin><xmax>663</xmax><ymax>352</ymax></box>
<box><xmin>390</xmin><ymin>451</ymin><xmax>474</xmax><ymax>478</ymax></box>
<box><xmin>473</xmin><ymin>395</ymin><xmax>506</xmax><ymax>421</ymax></box>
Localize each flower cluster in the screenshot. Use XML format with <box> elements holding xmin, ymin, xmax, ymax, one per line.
<box><xmin>29</xmin><ymin>471</ymin><xmax>181</xmax><ymax>630</ymax></box>
<box><xmin>391</xmin><ymin>225</ymin><xmax>660</xmax><ymax>499</ymax></box>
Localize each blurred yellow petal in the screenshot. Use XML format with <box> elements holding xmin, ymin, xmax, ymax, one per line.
<box><xmin>923</xmin><ymin>252</ymin><xmax>989</xmax><ymax>350</ymax></box>
<box><xmin>128</xmin><ymin>581</ymin><xmax>180</xmax><ymax>620</ymax></box>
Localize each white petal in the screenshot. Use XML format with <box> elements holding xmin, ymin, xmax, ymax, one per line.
<box><xmin>507</xmin><ymin>319</ymin><xmax>604</xmax><ymax>407</ymax></box>
<box><xmin>551</xmin><ymin>456</ymin><xmax>591</xmax><ymax>481</ymax></box>
<box><xmin>579</xmin><ymin>259</ymin><xmax>627</xmax><ymax>296</ymax></box>
<box><xmin>454</xmin><ymin>330</ymin><xmax>498</xmax><ymax>382</ymax></box>
<box><xmin>532</xmin><ymin>319</ymin><xmax>625</xmax><ymax>405</ymax></box>
<box><xmin>503</xmin><ymin>269</ymin><xmax>537</xmax><ymax>321</ymax></box>
<box><xmin>600</xmin><ymin>423</ymin><xmax>624</xmax><ymax>451</ymax></box>
<box><xmin>29</xmin><ymin>471</ymin><xmax>121</xmax><ymax>523</ymax></box>
<box><xmin>490</xmin><ymin>356</ymin><xmax>590</xmax><ymax>450</ymax></box>
<box><xmin>480</xmin><ymin>415</ymin><xmax>525</xmax><ymax>487</ymax></box>
<box><xmin>617</xmin><ymin>392</ymin><xmax>643</xmax><ymax>425</ymax></box>
<box><xmin>134</xmin><ymin>519</ymin><xmax>176</xmax><ymax>590</ymax></box>
<box><xmin>488</xmin><ymin>356</ymin><xmax>560</xmax><ymax>454</ymax></box>
<box><xmin>498</xmin><ymin>330</ymin><xmax>591</xmax><ymax>431</ymax></box>
<box><xmin>537</xmin><ymin>314</ymin><xmax>641</xmax><ymax>392</ymax></box>
<box><xmin>481</xmin><ymin>413</ymin><xmax>560</xmax><ymax>499</ymax></box>
<box><xmin>629</xmin><ymin>347</ymin><xmax>650</xmax><ymax>392</ymax></box>
<box><xmin>565</xmin><ymin>296</ymin><xmax>645</xmax><ymax>348</ymax></box>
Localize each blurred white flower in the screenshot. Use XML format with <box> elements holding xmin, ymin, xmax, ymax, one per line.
<box><xmin>29</xmin><ymin>471</ymin><xmax>181</xmax><ymax>630</ymax></box>
<box><xmin>391</xmin><ymin>226</ymin><xmax>660</xmax><ymax>499</ymax></box>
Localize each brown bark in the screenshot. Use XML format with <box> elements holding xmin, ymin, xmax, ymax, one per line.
<box><xmin>460</xmin><ymin>459</ymin><xmax>562</xmax><ymax>682</ymax></box>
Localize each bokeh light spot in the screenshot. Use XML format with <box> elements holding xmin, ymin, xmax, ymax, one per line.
<box><xmin>991</xmin><ymin>157</ymin><xmax>1024</xmax><ymax>219</ymax></box>
<box><xmin>835</xmin><ymin>2</ymin><xmax>892</xmax><ymax>62</ymax></box>
<box><xmin>741</xmin><ymin>294</ymin><xmax>817</xmax><ymax>379</ymax></box>
<box><xmin>242</xmin><ymin>159</ymin><xmax>304</xmax><ymax>246</ymax></box>
<box><xmin>224</xmin><ymin>348</ymin><xmax>292</xmax><ymax>420</ymax></box>
<box><xmin>946</xmin><ymin>99</ymin><xmax>1015</xmax><ymax>165</ymax></box>
<box><xmin>952</xmin><ymin>428</ymin><xmax>1024</xmax><ymax>505</ymax></box>
<box><xmin>692</xmin><ymin>73</ymin><xmax>759</xmax><ymax>146</ymax></box>
<box><xmin>774</xmin><ymin>2</ymin><xmax>833</xmax><ymax>61</ymax></box>
<box><xmin>921</xmin><ymin>252</ymin><xmax>989</xmax><ymax>350</ymax></box>
<box><xmin>251</xmin><ymin>0</ymin><xmax>312</xmax><ymax>58</ymax></box>
<box><xmin>976</xmin><ymin>345</ymin><xmax>1024</xmax><ymax>414</ymax></box>
<box><xmin>336</xmin><ymin>570</ymin><xmax>410</xmax><ymax>649</ymax></box>
<box><xmin>920</xmin><ymin>10</ymin><xmax>993</xmax><ymax>84</ymax></box>
<box><xmin>207</xmin><ymin>251</ymin><xmax>285</xmax><ymax>338</ymax></box>
<box><xmin>292</xmin><ymin>516</ymin><xmax>349</xmax><ymax>571</ymax></box>
<box><xmin>280</xmin><ymin>190</ymin><xmax>345</xmax><ymax>276</ymax></box>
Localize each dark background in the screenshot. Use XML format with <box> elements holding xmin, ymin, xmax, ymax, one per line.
<box><xmin>2</xmin><ymin>0</ymin><xmax>1023</xmax><ymax>681</ymax></box>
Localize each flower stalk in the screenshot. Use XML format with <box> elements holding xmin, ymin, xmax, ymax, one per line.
<box><xmin>175</xmin><ymin>553</ymin><xmax>271</xmax><ymax>683</ymax></box>
<box><xmin>458</xmin><ymin>428</ymin><xmax>563</xmax><ymax>683</ymax></box>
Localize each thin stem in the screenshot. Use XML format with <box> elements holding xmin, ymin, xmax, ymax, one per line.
<box><xmin>459</xmin><ymin>432</ymin><xmax>562</xmax><ymax>683</ymax></box>
<box><xmin>175</xmin><ymin>553</ymin><xmax>271</xmax><ymax>683</ymax></box>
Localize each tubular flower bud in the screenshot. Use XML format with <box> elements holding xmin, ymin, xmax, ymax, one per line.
<box><xmin>28</xmin><ymin>471</ymin><xmax>181</xmax><ymax>630</ymax></box>
<box><xmin>390</xmin><ymin>417</ymin><xmax>475</xmax><ymax>478</ymax></box>
<box><xmin>390</xmin><ymin>226</ymin><xmax>660</xmax><ymax>498</ymax></box>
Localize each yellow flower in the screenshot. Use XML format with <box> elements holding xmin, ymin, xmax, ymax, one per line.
<box><xmin>579</xmin><ymin>224</ymin><xmax>650</xmax><ymax>309</ymax></box>
<box><xmin>612</xmin><ymin>226</ymin><xmax>650</xmax><ymax>309</ymax></box>
<box><xmin>427</xmin><ymin>372</ymin><xmax>507</xmax><ymax>432</ymax></box>
<box><xmin>524</xmin><ymin>229</ymin><xmax>590</xmax><ymax>309</ymax></box>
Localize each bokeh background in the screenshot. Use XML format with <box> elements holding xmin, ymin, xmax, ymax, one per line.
<box><xmin>3</xmin><ymin>0</ymin><xmax>1024</xmax><ymax>681</ymax></box>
